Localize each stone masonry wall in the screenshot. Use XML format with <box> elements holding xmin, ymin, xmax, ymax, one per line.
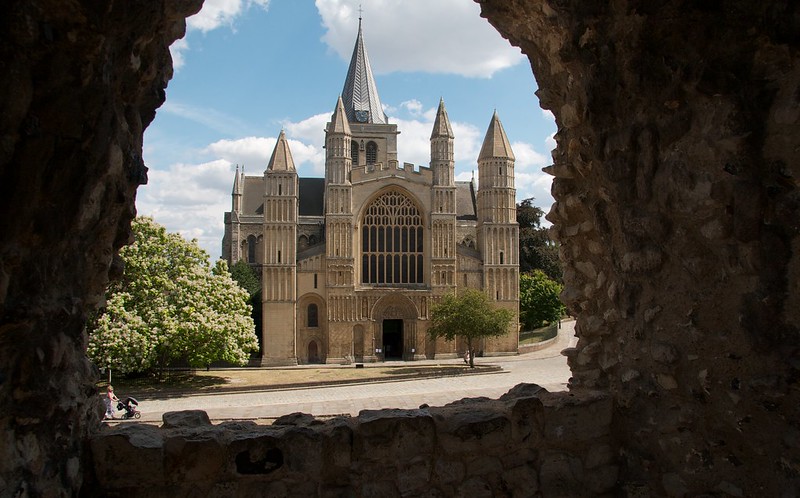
<box><xmin>90</xmin><ymin>386</ymin><xmax>615</xmax><ymax>497</ymax></box>
<box><xmin>0</xmin><ymin>0</ymin><xmax>201</xmax><ymax>495</ymax></box>
<box><xmin>479</xmin><ymin>0</ymin><xmax>800</xmax><ymax>495</ymax></box>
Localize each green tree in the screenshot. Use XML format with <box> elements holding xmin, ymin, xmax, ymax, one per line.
<box><xmin>230</xmin><ymin>260</ymin><xmax>261</xmax><ymax>297</ymax></box>
<box><xmin>428</xmin><ymin>289</ymin><xmax>514</xmax><ymax>368</ymax></box>
<box><xmin>519</xmin><ymin>270</ymin><xmax>565</xmax><ymax>331</ymax></box>
<box><xmin>87</xmin><ymin>217</ymin><xmax>258</xmax><ymax>376</ymax></box>
<box><xmin>518</xmin><ymin>197</ymin><xmax>562</xmax><ymax>282</ymax></box>
<box><xmin>228</xmin><ymin>259</ymin><xmax>262</xmax><ymax>357</ymax></box>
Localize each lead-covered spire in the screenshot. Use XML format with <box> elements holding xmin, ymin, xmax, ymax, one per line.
<box><xmin>341</xmin><ymin>20</ymin><xmax>387</xmax><ymax>124</ymax></box>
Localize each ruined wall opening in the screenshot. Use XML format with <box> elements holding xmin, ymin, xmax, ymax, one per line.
<box><xmin>2</xmin><ymin>1</ymin><xmax>798</xmax><ymax>496</ymax></box>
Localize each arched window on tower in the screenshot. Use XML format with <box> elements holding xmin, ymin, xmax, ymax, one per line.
<box><xmin>247</xmin><ymin>235</ymin><xmax>257</xmax><ymax>264</ymax></box>
<box><xmin>366</xmin><ymin>141</ymin><xmax>378</xmax><ymax>165</ymax></box>
<box><xmin>351</xmin><ymin>140</ymin><xmax>359</xmax><ymax>165</ymax></box>
<box><xmin>500</xmin><ymin>251</ymin><xmax>505</xmax><ymax>265</ymax></box>
<box><xmin>307</xmin><ymin>303</ymin><xmax>318</xmax><ymax>327</ymax></box>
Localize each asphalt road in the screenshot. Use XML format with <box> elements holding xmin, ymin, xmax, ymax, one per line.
<box><xmin>133</xmin><ymin>321</ymin><xmax>576</xmax><ymax>423</ymax></box>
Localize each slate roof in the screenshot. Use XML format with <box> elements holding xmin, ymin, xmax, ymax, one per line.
<box><xmin>455</xmin><ymin>181</ymin><xmax>477</xmax><ymax>220</ymax></box>
<box><xmin>299</xmin><ymin>178</ymin><xmax>325</xmax><ymax>216</ymax></box>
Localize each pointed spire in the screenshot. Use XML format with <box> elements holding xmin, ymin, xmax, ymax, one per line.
<box><xmin>328</xmin><ymin>96</ymin><xmax>352</xmax><ymax>135</ymax></box>
<box><xmin>430</xmin><ymin>97</ymin><xmax>454</xmax><ymax>139</ymax></box>
<box><xmin>232</xmin><ymin>164</ymin><xmax>242</xmax><ymax>194</ymax></box>
<box><xmin>267</xmin><ymin>130</ymin><xmax>296</xmax><ymax>172</ymax></box>
<box><xmin>478</xmin><ymin>111</ymin><xmax>515</xmax><ymax>161</ymax></box>
<box><xmin>341</xmin><ymin>19</ymin><xmax>387</xmax><ymax>124</ymax></box>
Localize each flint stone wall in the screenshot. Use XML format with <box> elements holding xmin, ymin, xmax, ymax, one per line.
<box><xmin>90</xmin><ymin>386</ymin><xmax>616</xmax><ymax>497</ymax></box>
<box><xmin>479</xmin><ymin>0</ymin><xmax>800</xmax><ymax>495</ymax></box>
<box><xmin>0</xmin><ymin>0</ymin><xmax>202</xmax><ymax>495</ymax></box>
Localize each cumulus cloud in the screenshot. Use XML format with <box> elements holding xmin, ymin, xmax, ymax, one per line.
<box><xmin>170</xmin><ymin>38</ymin><xmax>189</xmax><ymax>70</ymax></box>
<box><xmin>136</xmin><ymin>159</ymin><xmax>235</xmax><ymax>259</ymax></box>
<box><xmin>317</xmin><ymin>0</ymin><xmax>524</xmax><ymax>77</ymax></box>
<box><xmin>187</xmin><ymin>0</ymin><xmax>270</xmax><ymax>32</ymax></box>
<box><xmin>170</xmin><ymin>0</ymin><xmax>270</xmax><ymax>68</ymax></box>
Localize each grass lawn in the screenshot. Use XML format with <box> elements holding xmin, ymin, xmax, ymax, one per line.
<box><xmin>519</xmin><ymin>322</ymin><xmax>559</xmax><ymax>345</ymax></box>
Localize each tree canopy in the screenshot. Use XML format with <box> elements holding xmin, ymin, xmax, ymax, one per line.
<box><xmin>427</xmin><ymin>289</ymin><xmax>514</xmax><ymax>367</ymax></box>
<box><xmin>519</xmin><ymin>270</ymin><xmax>565</xmax><ymax>331</ymax></box>
<box><xmin>87</xmin><ymin>217</ymin><xmax>258</xmax><ymax>376</ymax></box>
<box><xmin>518</xmin><ymin>197</ymin><xmax>562</xmax><ymax>282</ymax></box>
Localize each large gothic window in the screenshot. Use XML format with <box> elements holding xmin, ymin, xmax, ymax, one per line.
<box><xmin>361</xmin><ymin>190</ymin><xmax>424</xmax><ymax>284</ymax></box>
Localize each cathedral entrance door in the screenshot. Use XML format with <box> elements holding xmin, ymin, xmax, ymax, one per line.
<box><xmin>382</xmin><ymin>319</ymin><xmax>403</xmax><ymax>360</ymax></box>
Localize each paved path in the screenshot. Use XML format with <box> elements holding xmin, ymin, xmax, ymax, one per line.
<box><xmin>134</xmin><ymin>321</ymin><xmax>576</xmax><ymax>423</ymax></box>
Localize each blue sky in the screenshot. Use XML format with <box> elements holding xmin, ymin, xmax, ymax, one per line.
<box><xmin>140</xmin><ymin>0</ymin><xmax>556</xmax><ymax>258</ymax></box>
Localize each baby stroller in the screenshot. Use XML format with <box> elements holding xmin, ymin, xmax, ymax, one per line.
<box><xmin>116</xmin><ymin>397</ymin><xmax>141</xmax><ymax>420</ymax></box>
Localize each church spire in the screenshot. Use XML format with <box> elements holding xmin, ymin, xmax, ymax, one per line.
<box><xmin>266</xmin><ymin>130</ymin><xmax>296</xmax><ymax>172</ymax></box>
<box><xmin>341</xmin><ymin>18</ymin><xmax>387</xmax><ymax>124</ymax></box>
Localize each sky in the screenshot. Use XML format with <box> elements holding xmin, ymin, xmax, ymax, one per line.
<box><xmin>139</xmin><ymin>0</ymin><xmax>557</xmax><ymax>259</ymax></box>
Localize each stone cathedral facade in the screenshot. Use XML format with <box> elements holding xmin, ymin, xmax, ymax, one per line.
<box><xmin>223</xmin><ymin>22</ymin><xmax>519</xmax><ymax>365</ymax></box>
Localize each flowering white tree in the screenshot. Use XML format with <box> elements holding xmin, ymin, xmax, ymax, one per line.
<box><xmin>87</xmin><ymin>217</ymin><xmax>258</xmax><ymax>376</ymax></box>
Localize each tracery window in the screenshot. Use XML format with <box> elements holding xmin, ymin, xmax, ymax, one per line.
<box><xmin>361</xmin><ymin>190</ymin><xmax>424</xmax><ymax>284</ymax></box>
<box><xmin>366</xmin><ymin>141</ymin><xmax>377</xmax><ymax>165</ymax></box>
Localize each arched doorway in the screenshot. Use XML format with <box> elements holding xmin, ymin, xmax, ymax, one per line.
<box><xmin>308</xmin><ymin>340</ymin><xmax>319</xmax><ymax>363</ymax></box>
<box><xmin>371</xmin><ymin>295</ymin><xmax>419</xmax><ymax>361</ymax></box>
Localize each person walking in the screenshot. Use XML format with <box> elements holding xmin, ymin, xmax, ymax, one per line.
<box><xmin>104</xmin><ymin>385</ymin><xmax>119</xmax><ymax>419</ymax></box>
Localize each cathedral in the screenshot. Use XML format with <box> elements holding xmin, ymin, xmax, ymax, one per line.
<box><xmin>222</xmin><ymin>21</ymin><xmax>519</xmax><ymax>365</ymax></box>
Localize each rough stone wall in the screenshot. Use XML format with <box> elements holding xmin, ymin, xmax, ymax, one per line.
<box><xmin>478</xmin><ymin>0</ymin><xmax>800</xmax><ymax>495</ymax></box>
<box><xmin>91</xmin><ymin>387</ymin><xmax>615</xmax><ymax>497</ymax></box>
<box><xmin>0</xmin><ymin>0</ymin><xmax>201</xmax><ymax>495</ymax></box>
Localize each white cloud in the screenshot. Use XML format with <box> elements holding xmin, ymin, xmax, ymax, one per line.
<box><xmin>170</xmin><ymin>38</ymin><xmax>189</xmax><ymax>70</ymax></box>
<box><xmin>545</xmin><ymin>132</ymin><xmax>557</xmax><ymax>154</ymax></box>
<box><xmin>283</xmin><ymin>113</ymin><xmax>330</xmax><ymax>149</ymax></box>
<box><xmin>316</xmin><ymin>0</ymin><xmax>524</xmax><ymax>77</ymax></box>
<box><xmin>511</xmin><ymin>141</ymin><xmax>549</xmax><ymax>170</ymax></box>
<box><xmin>136</xmin><ymin>159</ymin><xmax>234</xmax><ymax>259</ymax></box>
<box><xmin>187</xmin><ymin>0</ymin><xmax>270</xmax><ymax>33</ymax></box>
<box><xmin>170</xmin><ymin>0</ymin><xmax>270</xmax><ymax>71</ymax></box>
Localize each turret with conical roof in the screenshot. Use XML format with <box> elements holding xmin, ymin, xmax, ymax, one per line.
<box><xmin>267</xmin><ymin>130</ymin><xmax>296</xmax><ymax>172</ymax></box>
<box><xmin>477</xmin><ymin>111</ymin><xmax>518</xmax><ymax>305</ymax></box>
<box><xmin>341</xmin><ymin>19</ymin><xmax>387</xmax><ymax>125</ymax></box>
<box><xmin>261</xmin><ymin>129</ymin><xmax>298</xmax><ymax>366</ymax></box>
<box><xmin>429</xmin><ymin>98</ymin><xmax>457</xmax><ymax>292</ymax></box>
<box><xmin>430</xmin><ymin>98</ymin><xmax>455</xmax><ymax>187</ymax></box>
